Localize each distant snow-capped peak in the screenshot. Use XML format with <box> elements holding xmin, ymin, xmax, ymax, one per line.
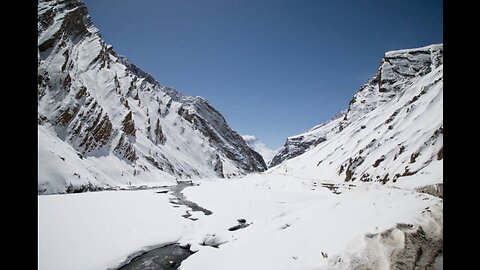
<box><xmin>242</xmin><ymin>135</ymin><xmax>278</xmax><ymax>165</ymax></box>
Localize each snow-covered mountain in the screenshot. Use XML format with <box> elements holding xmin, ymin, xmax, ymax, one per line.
<box><xmin>37</xmin><ymin>0</ymin><xmax>266</xmax><ymax>194</ymax></box>
<box><xmin>269</xmin><ymin>113</ymin><xmax>344</xmax><ymax>168</ymax></box>
<box><xmin>270</xmin><ymin>44</ymin><xmax>443</xmax><ymax>189</ymax></box>
<box><xmin>241</xmin><ymin>135</ymin><xmax>278</xmax><ymax>165</ymax></box>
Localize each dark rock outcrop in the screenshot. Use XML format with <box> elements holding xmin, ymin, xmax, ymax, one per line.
<box><xmin>270</xmin><ymin>136</ymin><xmax>325</xmax><ymax>167</ymax></box>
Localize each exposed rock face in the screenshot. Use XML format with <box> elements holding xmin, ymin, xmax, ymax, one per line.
<box><xmin>270</xmin><ymin>135</ymin><xmax>326</xmax><ymax>167</ymax></box>
<box><xmin>38</xmin><ymin>0</ymin><xmax>266</xmax><ymax>194</ymax></box>
<box><xmin>121</xmin><ymin>111</ymin><xmax>136</xmax><ymax>137</ymax></box>
<box><xmin>213</xmin><ymin>154</ymin><xmax>224</xmax><ymax>178</ymax></box>
<box><xmin>271</xmin><ymin>44</ymin><xmax>443</xmax><ymax>186</ymax></box>
<box><xmin>113</xmin><ymin>134</ymin><xmax>137</xmax><ymax>162</ymax></box>
<box><xmin>416</xmin><ymin>184</ymin><xmax>443</xmax><ymax>198</ymax></box>
<box><xmin>153</xmin><ymin>118</ymin><xmax>167</xmax><ymax>145</ymax></box>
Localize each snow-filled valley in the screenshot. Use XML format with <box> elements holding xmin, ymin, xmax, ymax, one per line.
<box><xmin>37</xmin><ymin>0</ymin><xmax>443</xmax><ymax>269</ymax></box>
<box><xmin>39</xmin><ymin>173</ymin><xmax>442</xmax><ymax>270</ymax></box>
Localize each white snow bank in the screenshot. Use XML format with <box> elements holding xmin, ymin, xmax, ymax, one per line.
<box><xmin>179</xmin><ymin>174</ymin><xmax>442</xmax><ymax>270</ymax></box>
<box><xmin>38</xmin><ymin>190</ymin><xmax>191</xmax><ymax>270</ymax></box>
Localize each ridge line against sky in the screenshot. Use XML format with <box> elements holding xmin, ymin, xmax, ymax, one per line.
<box><xmin>82</xmin><ymin>0</ymin><xmax>442</xmax><ymax>149</ymax></box>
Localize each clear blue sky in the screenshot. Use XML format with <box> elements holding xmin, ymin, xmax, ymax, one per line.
<box><xmin>83</xmin><ymin>0</ymin><xmax>442</xmax><ymax>149</ymax></box>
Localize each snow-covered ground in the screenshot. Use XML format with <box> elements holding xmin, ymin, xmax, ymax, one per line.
<box><xmin>38</xmin><ymin>172</ymin><xmax>442</xmax><ymax>270</ymax></box>
<box><xmin>38</xmin><ymin>188</ymin><xmax>190</xmax><ymax>270</ymax></box>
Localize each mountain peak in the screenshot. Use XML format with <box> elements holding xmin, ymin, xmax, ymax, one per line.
<box><xmin>242</xmin><ymin>135</ymin><xmax>278</xmax><ymax>165</ymax></box>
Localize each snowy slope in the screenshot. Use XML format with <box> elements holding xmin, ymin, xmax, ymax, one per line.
<box><xmin>242</xmin><ymin>135</ymin><xmax>278</xmax><ymax>165</ymax></box>
<box><xmin>37</xmin><ymin>0</ymin><xmax>266</xmax><ymax>194</ymax></box>
<box><xmin>270</xmin><ymin>113</ymin><xmax>344</xmax><ymax>167</ymax></box>
<box><xmin>270</xmin><ymin>44</ymin><xmax>443</xmax><ymax>190</ymax></box>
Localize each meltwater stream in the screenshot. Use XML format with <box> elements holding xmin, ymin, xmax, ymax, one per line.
<box><xmin>169</xmin><ymin>181</ymin><xmax>212</xmax><ymax>220</ymax></box>
<box><xmin>117</xmin><ymin>244</ymin><xmax>193</xmax><ymax>270</ymax></box>
<box><xmin>115</xmin><ymin>181</ymin><xmax>212</xmax><ymax>270</ymax></box>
